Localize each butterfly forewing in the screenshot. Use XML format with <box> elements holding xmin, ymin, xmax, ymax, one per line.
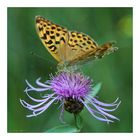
<box><xmin>35</xmin><ymin>16</ymin><xmax>69</xmax><ymax>62</ymax></box>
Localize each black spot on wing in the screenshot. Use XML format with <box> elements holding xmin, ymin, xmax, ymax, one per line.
<box><xmin>82</xmin><ymin>43</ymin><xmax>86</xmax><ymax>46</ymax></box>
<box><xmin>36</xmin><ymin>20</ymin><xmax>40</xmax><ymax>24</ymax></box>
<box><xmin>72</xmin><ymin>34</ymin><xmax>75</xmax><ymax>37</ymax></box>
<box><xmin>51</xmin><ymin>26</ymin><xmax>56</xmax><ymax>30</ymax></box>
<box><xmin>56</xmin><ymin>33</ymin><xmax>60</xmax><ymax>37</ymax></box>
<box><xmin>38</xmin><ymin>27</ymin><xmax>43</xmax><ymax>31</ymax></box>
<box><xmin>41</xmin><ymin>34</ymin><xmax>47</xmax><ymax>39</ymax></box>
<box><xmin>93</xmin><ymin>42</ymin><xmax>98</xmax><ymax>46</ymax></box>
<box><xmin>47</xmin><ymin>23</ymin><xmax>51</xmax><ymax>26</ymax></box>
<box><xmin>76</xmin><ymin>44</ymin><xmax>83</xmax><ymax>48</ymax></box>
<box><xmin>55</xmin><ymin>41</ymin><xmax>60</xmax><ymax>44</ymax></box>
<box><xmin>45</xmin><ymin>40</ymin><xmax>53</xmax><ymax>44</ymax></box>
<box><xmin>60</xmin><ymin>37</ymin><xmax>65</xmax><ymax>43</ymax></box>
<box><xmin>87</xmin><ymin>41</ymin><xmax>91</xmax><ymax>44</ymax></box>
<box><xmin>51</xmin><ymin>31</ymin><xmax>54</xmax><ymax>34</ymax></box>
<box><xmin>50</xmin><ymin>36</ymin><xmax>55</xmax><ymax>39</ymax></box>
<box><xmin>77</xmin><ymin>35</ymin><xmax>81</xmax><ymax>38</ymax></box>
<box><xmin>46</xmin><ymin>31</ymin><xmax>50</xmax><ymax>35</ymax></box>
<box><xmin>83</xmin><ymin>37</ymin><xmax>87</xmax><ymax>40</ymax></box>
<box><xmin>49</xmin><ymin>45</ymin><xmax>57</xmax><ymax>52</ymax></box>
<box><xmin>91</xmin><ymin>45</ymin><xmax>95</xmax><ymax>48</ymax></box>
<box><xmin>68</xmin><ymin>44</ymin><xmax>75</xmax><ymax>47</ymax></box>
<box><xmin>57</xmin><ymin>28</ymin><xmax>61</xmax><ymax>31</ymax></box>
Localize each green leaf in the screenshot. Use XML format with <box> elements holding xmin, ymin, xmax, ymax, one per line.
<box><xmin>74</xmin><ymin>114</ymin><xmax>83</xmax><ymax>130</ymax></box>
<box><xmin>90</xmin><ymin>83</ymin><xmax>102</xmax><ymax>97</ymax></box>
<box><xmin>93</xmin><ymin>83</ymin><xmax>102</xmax><ymax>96</ymax></box>
<box><xmin>85</xmin><ymin>83</ymin><xmax>102</xmax><ymax>103</ymax></box>
<box><xmin>46</xmin><ymin>124</ymin><xmax>80</xmax><ymax>133</ymax></box>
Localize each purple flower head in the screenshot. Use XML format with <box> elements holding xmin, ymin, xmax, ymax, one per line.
<box><xmin>20</xmin><ymin>72</ymin><xmax>121</xmax><ymax>123</ymax></box>
<box><xmin>50</xmin><ymin>72</ymin><xmax>92</xmax><ymax>99</ymax></box>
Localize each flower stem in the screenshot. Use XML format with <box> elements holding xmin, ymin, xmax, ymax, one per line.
<box><xmin>74</xmin><ymin>113</ymin><xmax>83</xmax><ymax>131</ymax></box>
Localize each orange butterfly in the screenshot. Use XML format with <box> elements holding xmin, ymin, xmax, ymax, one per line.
<box><xmin>35</xmin><ymin>16</ymin><xmax>118</xmax><ymax>69</ymax></box>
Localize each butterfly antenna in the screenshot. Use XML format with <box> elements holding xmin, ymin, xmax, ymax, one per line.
<box><xmin>30</xmin><ymin>51</ymin><xmax>56</xmax><ymax>65</ymax></box>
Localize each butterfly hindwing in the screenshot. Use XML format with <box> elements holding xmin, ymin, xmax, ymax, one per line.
<box><xmin>65</xmin><ymin>31</ymin><xmax>98</xmax><ymax>64</ymax></box>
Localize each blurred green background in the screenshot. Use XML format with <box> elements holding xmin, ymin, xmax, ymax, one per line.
<box><xmin>8</xmin><ymin>8</ymin><xmax>132</xmax><ymax>132</ymax></box>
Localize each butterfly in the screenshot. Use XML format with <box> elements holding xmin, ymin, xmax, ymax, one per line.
<box><xmin>35</xmin><ymin>16</ymin><xmax>118</xmax><ymax>69</ymax></box>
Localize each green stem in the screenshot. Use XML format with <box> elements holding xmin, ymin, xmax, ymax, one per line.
<box><xmin>74</xmin><ymin>113</ymin><xmax>83</xmax><ymax>131</ymax></box>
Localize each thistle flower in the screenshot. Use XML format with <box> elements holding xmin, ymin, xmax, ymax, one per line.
<box><xmin>20</xmin><ymin>72</ymin><xmax>121</xmax><ymax>123</ymax></box>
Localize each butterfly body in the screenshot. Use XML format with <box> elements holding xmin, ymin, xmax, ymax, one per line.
<box><xmin>35</xmin><ymin>16</ymin><xmax>118</xmax><ymax>68</ymax></box>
